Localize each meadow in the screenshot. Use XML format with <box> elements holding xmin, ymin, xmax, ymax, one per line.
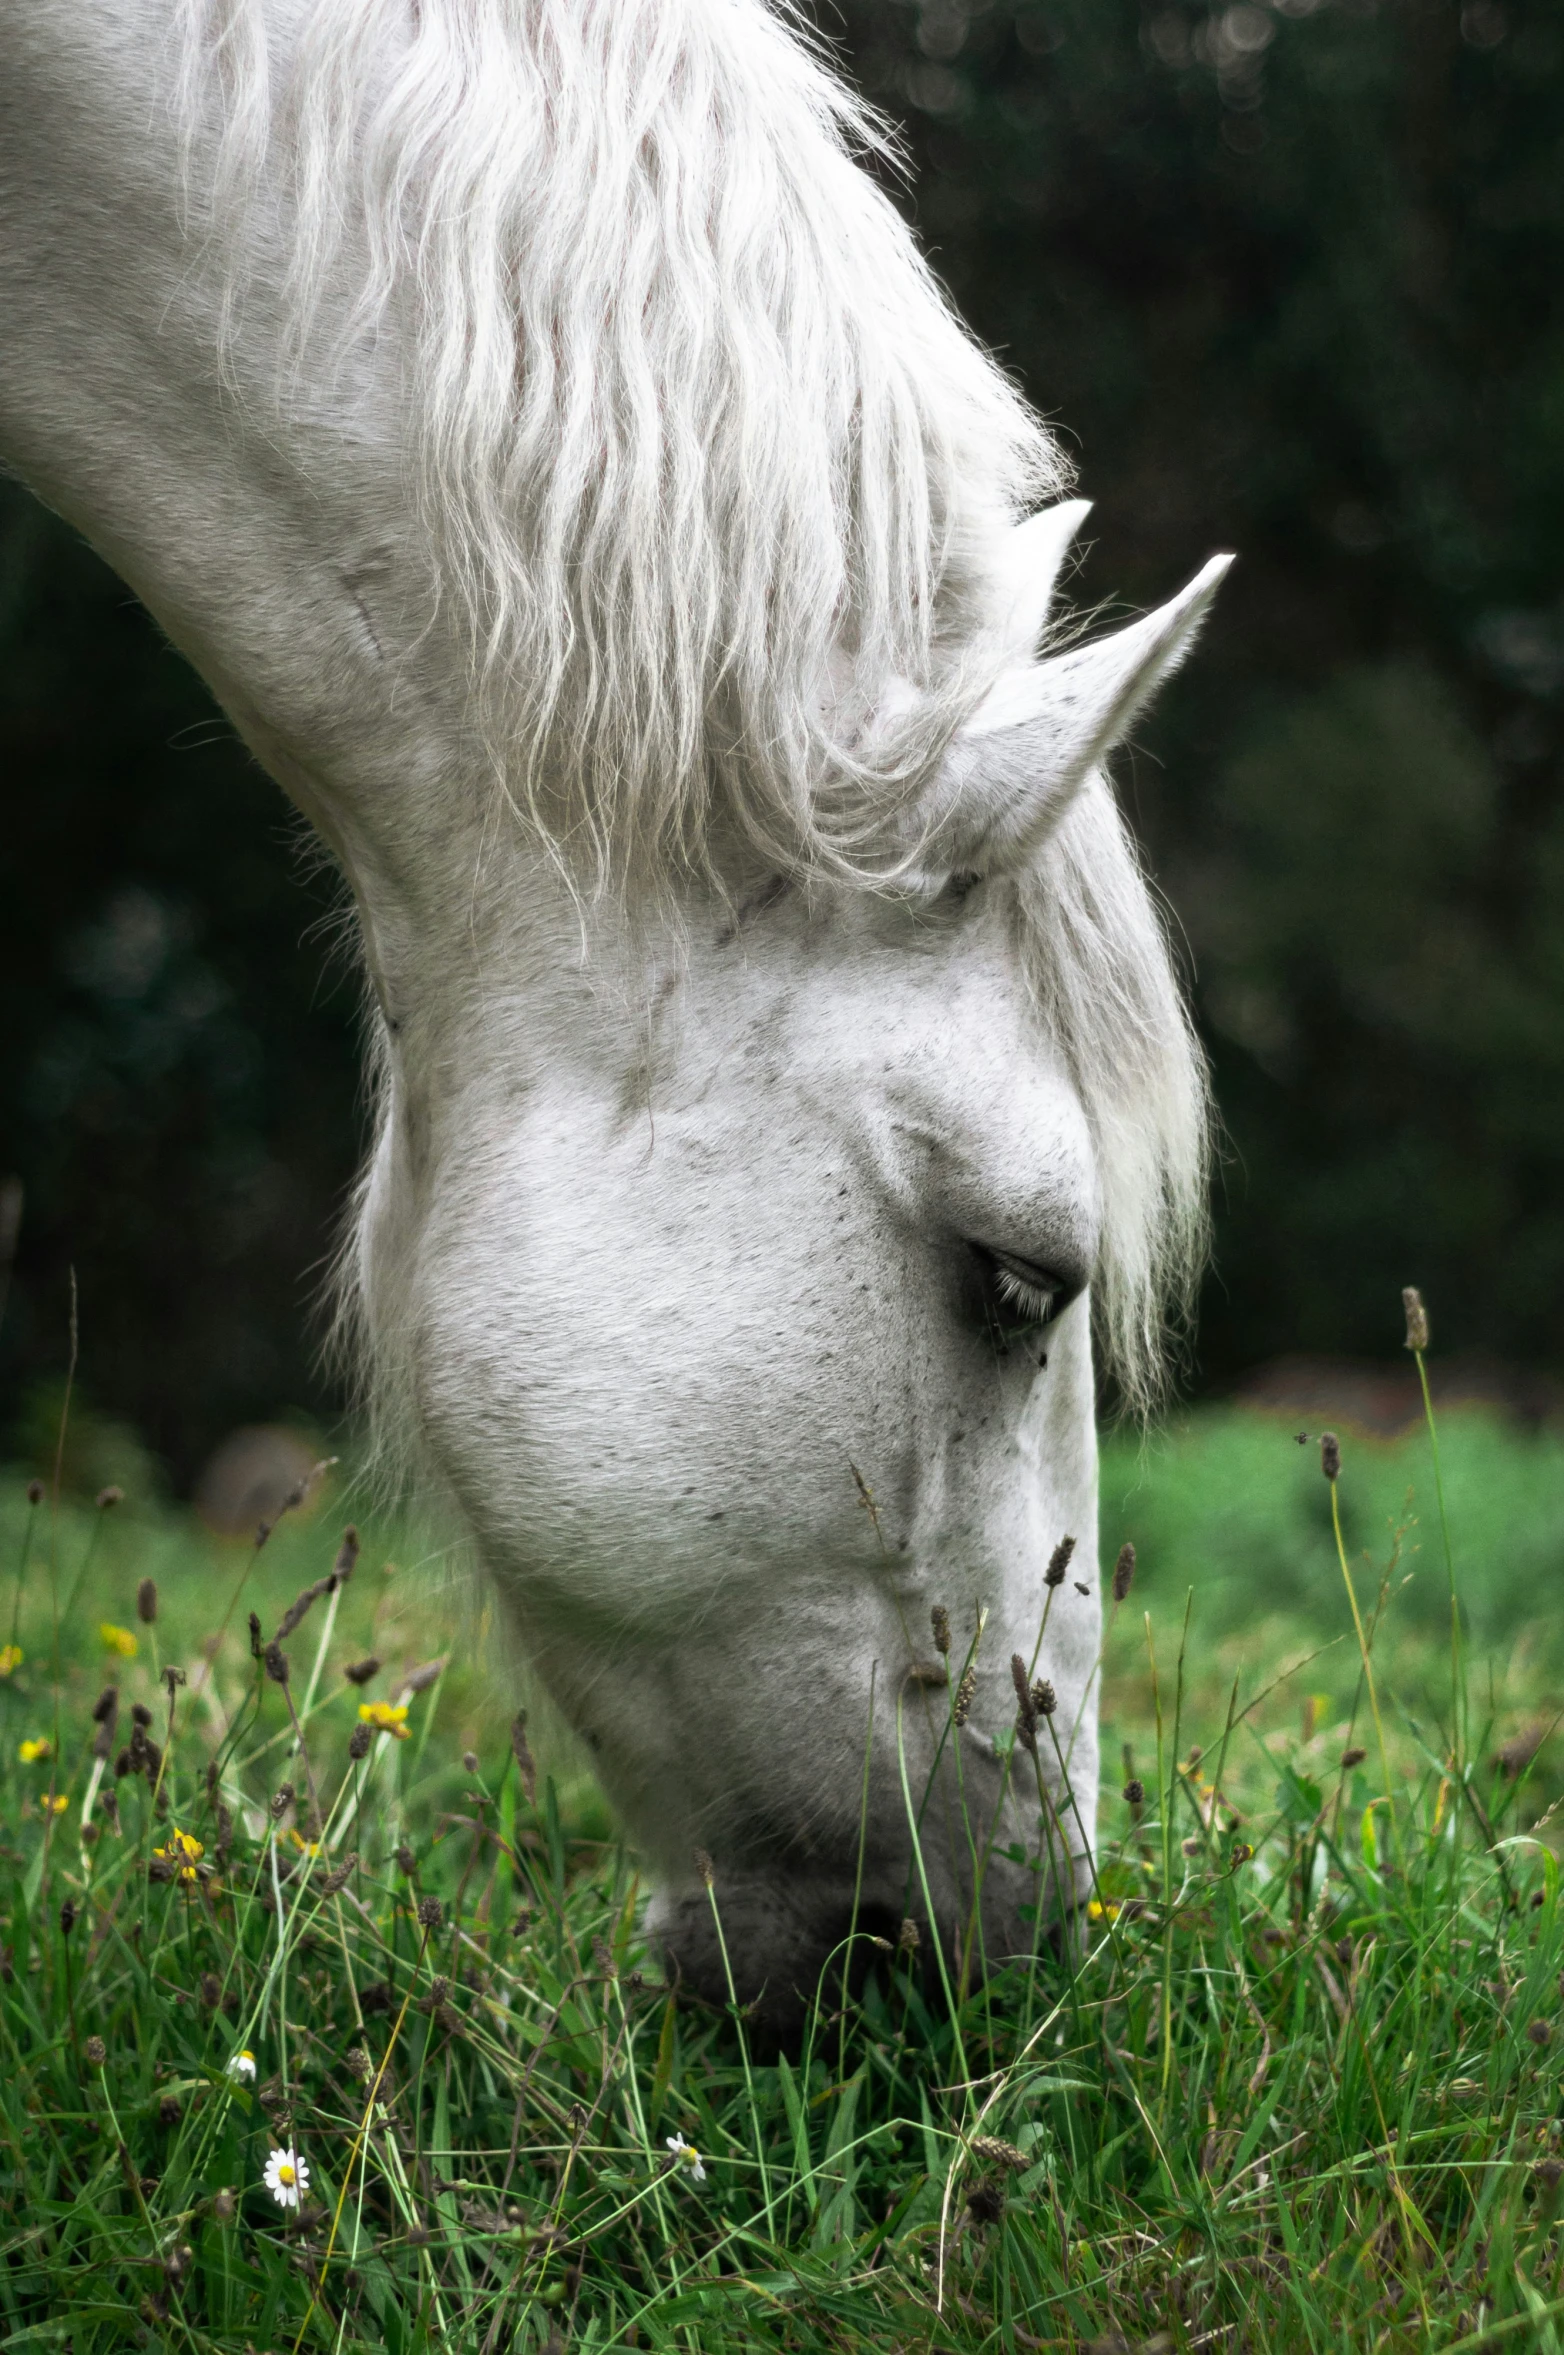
<box><xmin>3</xmin><ymin>1355</ymin><xmax>1564</xmax><ymax>2352</ymax></box>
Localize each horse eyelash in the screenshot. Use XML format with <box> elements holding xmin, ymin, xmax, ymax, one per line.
<box><xmin>992</xmin><ymin>1265</ymin><xmax>1059</xmax><ymax>1325</ymax></box>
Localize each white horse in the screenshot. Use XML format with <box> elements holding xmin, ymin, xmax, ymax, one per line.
<box><xmin>0</xmin><ymin>0</ymin><xmax>1224</xmax><ymax>2029</ymax></box>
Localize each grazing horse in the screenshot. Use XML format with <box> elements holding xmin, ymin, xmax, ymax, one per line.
<box><xmin>0</xmin><ymin>0</ymin><xmax>1225</xmax><ymax>2030</ymax></box>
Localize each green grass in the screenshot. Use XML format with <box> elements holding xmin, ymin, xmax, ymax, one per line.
<box><xmin>1101</xmin><ymin>1403</ymin><xmax>1564</xmax><ymax>1654</ymax></box>
<box><xmin>3</xmin><ymin>1376</ymin><xmax>1564</xmax><ymax>2351</ymax></box>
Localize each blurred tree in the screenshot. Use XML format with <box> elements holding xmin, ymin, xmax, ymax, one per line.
<box><xmin>2</xmin><ymin>0</ymin><xmax>1562</xmax><ymax>1474</ymax></box>
<box><xmin>0</xmin><ymin>490</ymin><xmax>363</xmax><ymax>1484</ymax></box>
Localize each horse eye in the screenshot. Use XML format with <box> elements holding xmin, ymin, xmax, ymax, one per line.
<box><xmin>973</xmin><ymin>1245</ymin><xmax>1067</xmax><ymax>1335</ymax></box>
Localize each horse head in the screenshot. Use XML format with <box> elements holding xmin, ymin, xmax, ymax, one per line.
<box><xmin>353</xmin><ymin>503</ymin><xmax>1224</xmax><ymax>2033</ymax></box>
<box><xmin>0</xmin><ymin>0</ymin><xmax>1226</xmax><ymax>2037</ymax></box>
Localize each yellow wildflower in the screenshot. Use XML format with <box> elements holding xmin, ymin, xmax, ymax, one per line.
<box><xmin>18</xmin><ymin>1737</ymin><xmax>50</xmax><ymax>1765</ymax></box>
<box><xmin>0</xmin><ymin>1645</ymin><xmax>21</xmax><ymax>1677</ymax></box>
<box><xmin>153</xmin><ymin>1827</ymin><xmax>205</xmax><ymax>1885</ymax></box>
<box><xmin>47</xmin><ymin>1794</ymin><xmax>68</xmax><ymax>1815</ymax></box>
<box><xmin>358</xmin><ymin>1701</ymin><xmax>410</xmax><ymax>1740</ymax></box>
<box><xmin>1086</xmin><ymin>1899</ymin><xmax>1121</xmax><ymax>1922</ymax></box>
<box><xmin>99</xmin><ymin>1623</ymin><xmax>138</xmax><ymax>1659</ymax></box>
<box><xmin>287</xmin><ymin>1829</ymin><xmax>322</xmax><ymax>1857</ymax></box>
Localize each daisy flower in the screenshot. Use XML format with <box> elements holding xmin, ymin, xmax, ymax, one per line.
<box><xmin>98</xmin><ymin>1623</ymin><xmax>138</xmax><ymax>1659</ymax></box>
<box><xmin>263</xmin><ymin>2146</ymin><xmax>309</xmax><ymax>2209</ymax></box>
<box><xmin>357</xmin><ymin>1701</ymin><xmax>411</xmax><ymax>1740</ymax></box>
<box><xmin>225</xmin><ymin>2049</ymin><xmax>256</xmax><ymax>2085</ymax></box>
<box><xmin>665</xmin><ymin>2133</ymin><xmax>706</xmax><ymax>2184</ymax></box>
<box><xmin>152</xmin><ymin>1828</ymin><xmax>204</xmax><ymax>1885</ymax></box>
<box><xmin>17</xmin><ymin>1737</ymin><xmax>50</xmax><ymax>1764</ymax></box>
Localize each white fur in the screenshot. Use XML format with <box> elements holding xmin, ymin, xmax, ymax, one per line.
<box><xmin>0</xmin><ymin>0</ymin><xmax>1223</xmax><ymax>2020</ymax></box>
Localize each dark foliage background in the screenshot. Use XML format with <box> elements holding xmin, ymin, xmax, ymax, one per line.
<box><xmin>3</xmin><ymin>0</ymin><xmax>1562</xmax><ymax>1483</ymax></box>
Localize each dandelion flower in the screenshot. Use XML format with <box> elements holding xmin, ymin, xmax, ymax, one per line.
<box><xmin>99</xmin><ymin>1624</ymin><xmax>138</xmax><ymax>1660</ymax></box>
<box><xmin>225</xmin><ymin>2049</ymin><xmax>256</xmax><ymax>2085</ymax></box>
<box><xmin>263</xmin><ymin>2146</ymin><xmax>309</xmax><ymax>2209</ymax></box>
<box><xmin>152</xmin><ymin>1828</ymin><xmax>204</xmax><ymax>1885</ymax></box>
<box><xmin>18</xmin><ymin>1737</ymin><xmax>50</xmax><ymax>1764</ymax></box>
<box><xmin>665</xmin><ymin>2133</ymin><xmax>706</xmax><ymax>2184</ymax></box>
<box><xmin>0</xmin><ymin>1645</ymin><xmax>21</xmax><ymax>1677</ymax></box>
<box><xmin>357</xmin><ymin>1701</ymin><xmax>410</xmax><ymax>1740</ymax></box>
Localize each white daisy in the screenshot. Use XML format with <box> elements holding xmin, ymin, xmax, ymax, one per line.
<box><xmin>665</xmin><ymin>2132</ymin><xmax>706</xmax><ymax>2184</ymax></box>
<box><xmin>263</xmin><ymin>2146</ymin><xmax>309</xmax><ymax>2209</ymax></box>
<box><xmin>225</xmin><ymin>2049</ymin><xmax>256</xmax><ymax>2085</ymax></box>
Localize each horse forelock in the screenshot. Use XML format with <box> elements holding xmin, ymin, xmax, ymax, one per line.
<box><xmin>1016</xmin><ymin>778</ymin><xmax>1211</xmax><ymax>1422</ymax></box>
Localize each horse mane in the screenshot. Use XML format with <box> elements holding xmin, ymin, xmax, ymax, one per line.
<box><xmin>176</xmin><ymin>0</ymin><xmax>1061</xmax><ymax>871</ymax></box>
<box><xmin>176</xmin><ymin>0</ymin><xmax>1207</xmax><ymax>1417</ymax></box>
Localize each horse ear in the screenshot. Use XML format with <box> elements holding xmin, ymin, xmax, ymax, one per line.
<box><xmin>993</xmin><ymin>498</ymin><xmax>1093</xmax><ymax>659</ymax></box>
<box><xmin>932</xmin><ymin>552</ymin><xmax>1234</xmax><ymax>876</ymax></box>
